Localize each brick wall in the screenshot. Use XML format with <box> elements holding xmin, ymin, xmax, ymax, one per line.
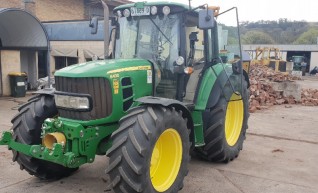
<box><xmin>0</xmin><ymin>51</ymin><xmax>21</xmax><ymax>96</ymax></box>
<box><xmin>0</xmin><ymin>0</ymin><xmax>23</xmax><ymax>9</ymax></box>
<box><xmin>0</xmin><ymin>0</ymin><xmax>121</xmax><ymax>21</ymax></box>
<box><xmin>36</xmin><ymin>0</ymin><xmax>85</xmax><ymax>21</ymax></box>
<box><xmin>0</xmin><ymin>0</ymin><xmax>85</xmax><ymax>21</ymax></box>
<box><xmin>24</xmin><ymin>0</ymin><xmax>36</xmax><ymax>15</ymax></box>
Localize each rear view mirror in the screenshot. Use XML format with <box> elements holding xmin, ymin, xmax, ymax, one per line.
<box><xmin>198</xmin><ymin>9</ymin><xmax>214</xmax><ymax>29</ymax></box>
<box><xmin>89</xmin><ymin>16</ymin><xmax>99</xmax><ymax>34</ymax></box>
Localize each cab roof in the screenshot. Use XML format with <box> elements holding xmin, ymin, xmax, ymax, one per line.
<box><xmin>114</xmin><ymin>1</ymin><xmax>190</xmax><ymax>11</ymax></box>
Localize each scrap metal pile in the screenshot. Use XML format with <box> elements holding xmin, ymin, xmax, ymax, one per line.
<box><xmin>248</xmin><ymin>64</ymin><xmax>318</xmax><ymax>113</ymax></box>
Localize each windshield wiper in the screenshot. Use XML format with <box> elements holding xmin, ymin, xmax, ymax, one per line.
<box><xmin>149</xmin><ymin>17</ymin><xmax>173</xmax><ymax>45</ymax></box>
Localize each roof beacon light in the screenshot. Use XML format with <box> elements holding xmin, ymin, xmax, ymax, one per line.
<box><xmin>151</xmin><ymin>6</ymin><xmax>158</xmax><ymax>15</ymax></box>
<box><xmin>162</xmin><ymin>6</ymin><xmax>170</xmax><ymax>15</ymax></box>
<box><xmin>117</xmin><ymin>10</ymin><xmax>122</xmax><ymax>17</ymax></box>
<box><xmin>123</xmin><ymin>9</ymin><xmax>130</xmax><ymax>17</ymax></box>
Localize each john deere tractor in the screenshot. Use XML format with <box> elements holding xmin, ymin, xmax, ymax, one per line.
<box><xmin>0</xmin><ymin>1</ymin><xmax>249</xmax><ymax>193</ymax></box>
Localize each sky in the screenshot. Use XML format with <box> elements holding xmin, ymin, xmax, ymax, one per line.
<box><xmin>131</xmin><ymin>0</ymin><xmax>318</xmax><ymax>22</ymax></box>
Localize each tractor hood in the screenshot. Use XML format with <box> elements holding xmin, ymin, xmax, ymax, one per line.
<box><xmin>54</xmin><ymin>58</ymin><xmax>152</xmax><ymax>78</ymax></box>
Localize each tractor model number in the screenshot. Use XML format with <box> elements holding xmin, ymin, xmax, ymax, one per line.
<box><xmin>113</xmin><ymin>79</ymin><xmax>119</xmax><ymax>94</ymax></box>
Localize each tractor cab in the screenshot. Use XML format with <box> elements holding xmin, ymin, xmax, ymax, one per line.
<box><xmin>292</xmin><ymin>55</ymin><xmax>306</xmax><ymax>70</ymax></box>
<box><xmin>112</xmin><ymin>2</ymin><xmax>243</xmax><ymax>103</ymax></box>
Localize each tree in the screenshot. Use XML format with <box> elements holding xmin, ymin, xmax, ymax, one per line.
<box><xmin>293</xmin><ymin>28</ymin><xmax>318</xmax><ymax>44</ymax></box>
<box><xmin>240</xmin><ymin>19</ymin><xmax>312</xmax><ymax>44</ymax></box>
<box><xmin>241</xmin><ymin>30</ymin><xmax>275</xmax><ymax>44</ymax></box>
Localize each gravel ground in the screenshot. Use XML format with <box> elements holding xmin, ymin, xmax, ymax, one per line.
<box><xmin>0</xmin><ymin>91</ymin><xmax>317</xmax><ymax>193</ymax></box>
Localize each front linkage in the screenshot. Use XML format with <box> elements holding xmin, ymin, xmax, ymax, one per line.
<box><xmin>0</xmin><ymin>118</ymin><xmax>116</xmax><ymax>168</ymax></box>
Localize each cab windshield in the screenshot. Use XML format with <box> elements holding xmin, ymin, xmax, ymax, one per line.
<box><xmin>115</xmin><ymin>15</ymin><xmax>179</xmax><ymax>72</ymax></box>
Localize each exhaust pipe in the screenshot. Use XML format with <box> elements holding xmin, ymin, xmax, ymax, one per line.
<box><xmin>101</xmin><ymin>0</ymin><xmax>110</xmax><ymax>59</ymax></box>
<box><xmin>42</xmin><ymin>132</ymin><xmax>66</xmax><ymax>150</ymax></box>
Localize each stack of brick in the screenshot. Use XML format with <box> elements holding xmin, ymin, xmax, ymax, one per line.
<box><xmin>249</xmin><ymin>64</ymin><xmax>301</xmax><ymax>82</ymax></box>
<box><xmin>301</xmin><ymin>89</ymin><xmax>318</xmax><ymax>106</ymax></box>
<box><xmin>247</xmin><ymin>64</ymin><xmax>317</xmax><ymax>113</ymax></box>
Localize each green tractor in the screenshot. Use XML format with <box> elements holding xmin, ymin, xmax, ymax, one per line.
<box><xmin>0</xmin><ymin>1</ymin><xmax>250</xmax><ymax>193</ymax></box>
<box><xmin>292</xmin><ymin>55</ymin><xmax>307</xmax><ymax>76</ymax></box>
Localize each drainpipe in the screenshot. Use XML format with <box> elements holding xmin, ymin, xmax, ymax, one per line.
<box><xmin>101</xmin><ymin>0</ymin><xmax>110</xmax><ymax>59</ymax></box>
<box><xmin>0</xmin><ymin>51</ymin><xmax>2</xmax><ymax>96</ymax></box>
<box><xmin>47</xmin><ymin>40</ymin><xmax>51</xmax><ymax>88</ymax></box>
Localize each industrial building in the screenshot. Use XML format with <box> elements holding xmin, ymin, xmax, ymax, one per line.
<box><xmin>243</xmin><ymin>44</ymin><xmax>318</xmax><ymax>72</ymax></box>
<box><xmin>0</xmin><ymin>0</ymin><xmax>130</xmax><ymax>96</ymax></box>
<box><xmin>1</xmin><ymin>1</ymin><xmax>317</xmax><ymax>96</ymax></box>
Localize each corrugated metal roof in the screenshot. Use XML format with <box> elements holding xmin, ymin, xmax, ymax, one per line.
<box><xmin>88</xmin><ymin>0</ymin><xmax>132</xmax><ymax>6</ymax></box>
<box><xmin>43</xmin><ymin>20</ymin><xmax>106</xmax><ymax>41</ymax></box>
<box><xmin>243</xmin><ymin>44</ymin><xmax>318</xmax><ymax>52</ymax></box>
<box><xmin>115</xmin><ymin>1</ymin><xmax>190</xmax><ymax>11</ymax></box>
<box><xmin>0</xmin><ymin>8</ymin><xmax>48</xmax><ymax>49</ymax></box>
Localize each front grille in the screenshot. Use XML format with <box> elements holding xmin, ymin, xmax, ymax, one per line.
<box><xmin>55</xmin><ymin>76</ymin><xmax>112</xmax><ymax>121</ymax></box>
<box><xmin>121</xmin><ymin>77</ymin><xmax>133</xmax><ymax>111</ymax></box>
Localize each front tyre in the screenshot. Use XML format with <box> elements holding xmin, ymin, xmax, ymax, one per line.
<box><xmin>11</xmin><ymin>95</ymin><xmax>78</xmax><ymax>179</ymax></box>
<box><xmin>106</xmin><ymin>106</ymin><xmax>190</xmax><ymax>193</ymax></box>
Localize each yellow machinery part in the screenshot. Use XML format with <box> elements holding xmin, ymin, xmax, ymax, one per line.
<box><xmin>150</xmin><ymin>128</ymin><xmax>183</xmax><ymax>192</ymax></box>
<box><xmin>42</xmin><ymin>132</ymin><xmax>66</xmax><ymax>150</ymax></box>
<box><xmin>225</xmin><ymin>94</ymin><xmax>244</xmax><ymax>146</ymax></box>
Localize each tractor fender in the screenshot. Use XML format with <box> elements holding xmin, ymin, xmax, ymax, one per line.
<box><xmin>32</xmin><ymin>88</ymin><xmax>55</xmax><ymax>96</ymax></box>
<box><xmin>136</xmin><ymin>96</ymin><xmax>195</xmax><ymax>143</ymax></box>
<box><xmin>205</xmin><ymin>69</ymin><xmax>249</xmax><ymax>110</ymax></box>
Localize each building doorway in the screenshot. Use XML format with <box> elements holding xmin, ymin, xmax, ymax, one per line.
<box><xmin>0</xmin><ymin>8</ymin><xmax>49</xmax><ymax>96</ymax></box>
<box><xmin>287</xmin><ymin>51</ymin><xmax>311</xmax><ymax>72</ymax></box>
<box><xmin>38</xmin><ymin>51</ymin><xmax>47</xmax><ymax>78</ymax></box>
<box><xmin>20</xmin><ymin>50</ymin><xmax>37</xmax><ymax>90</ymax></box>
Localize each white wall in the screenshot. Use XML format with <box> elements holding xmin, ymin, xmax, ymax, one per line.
<box><xmin>310</xmin><ymin>52</ymin><xmax>318</xmax><ymax>71</ymax></box>
<box><xmin>0</xmin><ymin>50</ymin><xmax>21</xmax><ymax>96</ymax></box>
<box><xmin>281</xmin><ymin>52</ymin><xmax>287</xmax><ymax>61</ymax></box>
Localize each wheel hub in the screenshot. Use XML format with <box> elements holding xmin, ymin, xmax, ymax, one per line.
<box><xmin>150</xmin><ymin>128</ymin><xmax>182</xmax><ymax>192</ymax></box>
<box><xmin>225</xmin><ymin>94</ymin><xmax>244</xmax><ymax>146</ymax></box>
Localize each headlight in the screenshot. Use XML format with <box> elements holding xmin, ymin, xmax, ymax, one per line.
<box><xmin>162</xmin><ymin>6</ymin><xmax>170</xmax><ymax>15</ymax></box>
<box><xmin>176</xmin><ymin>56</ymin><xmax>184</xmax><ymax>65</ymax></box>
<box><xmin>151</xmin><ymin>6</ymin><xmax>157</xmax><ymax>15</ymax></box>
<box><xmin>55</xmin><ymin>94</ymin><xmax>91</xmax><ymax>111</ymax></box>
<box><xmin>123</xmin><ymin>9</ymin><xmax>130</xmax><ymax>17</ymax></box>
<box><xmin>117</xmin><ymin>10</ymin><xmax>122</xmax><ymax>17</ymax></box>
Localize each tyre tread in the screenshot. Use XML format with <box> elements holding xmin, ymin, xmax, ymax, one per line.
<box><xmin>196</xmin><ymin>79</ymin><xmax>249</xmax><ymax>162</ymax></box>
<box><xmin>106</xmin><ymin>105</ymin><xmax>190</xmax><ymax>193</ymax></box>
<box><xmin>11</xmin><ymin>94</ymin><xmax>77</xmax><ymax>179</ymax></box>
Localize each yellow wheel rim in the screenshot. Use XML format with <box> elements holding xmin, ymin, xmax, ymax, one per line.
<box><xmin>150</xmin><ymin>128</ymin><xmax>183</xmax><ymax>192</ymax></box>
<box><xmin>225</xmin><ymin>94</ymin><xmax>244</xmax><ymax>146</ymax></box>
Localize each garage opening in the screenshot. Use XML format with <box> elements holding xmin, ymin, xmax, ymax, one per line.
<box><xmin>0</xmin><ymin>8</ymin><xmax>49</xmax><ymax>96</ymax></box>
<box><xmin>287</xmin><ymin>51</ymin><xmax>311</xmax><ymax>72</ymax></box>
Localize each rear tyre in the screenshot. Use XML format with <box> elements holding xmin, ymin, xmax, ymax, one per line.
<box><xmin>11</xmin><ymin>95</ymin><xmax>78</xmax><ymax>179</ymax></box>
<box><xmin>106</xmin><ymin>106</ymin><xmax>190</xmax><ymax>193</ymax></box>
<box><xmin>196</xmin><ymin>79</ymin><xmax>249</xmax><ymax>162</ymax></box>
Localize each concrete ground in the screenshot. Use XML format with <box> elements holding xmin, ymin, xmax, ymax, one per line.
<box><xmin>0</xmin><ymin>92</ymin><xmax>318</xmax><ymax>193</ymax></box>
<box><xmin>297</xmin><ymin>75</ymin><xmax>318</xmax><ymax>89</ymax></box>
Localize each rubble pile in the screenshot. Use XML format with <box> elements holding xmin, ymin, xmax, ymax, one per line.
<box><xmin>301</xmin><ymin>89</ymin><xmax>318</xmax><ymax>106</ymax></box>
<box><xmin>248</xmin><ymin>64</ymin><xmax>317</xmax><ymax>113</ymax></box>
